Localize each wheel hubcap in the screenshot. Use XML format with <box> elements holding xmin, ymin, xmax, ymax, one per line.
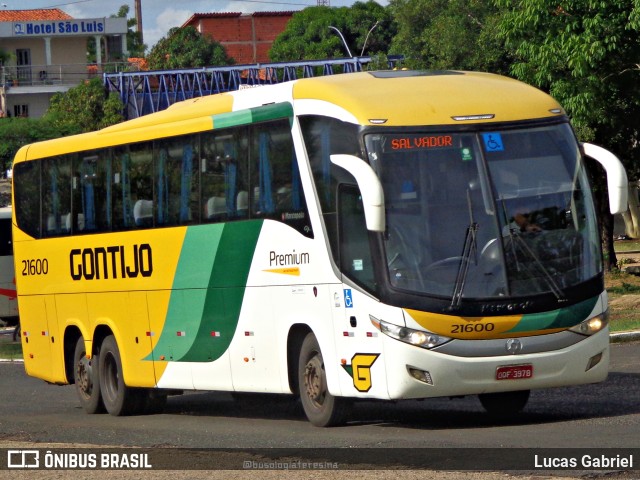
<box><xmin>304</xmin><ymin>354</ymin><xmax>326</xmax><ymax>407</ymax></box>
<box><xmin>76</xmin><ymin>356</ymin><xmax>92</xmax><ymax>395</ymax></box>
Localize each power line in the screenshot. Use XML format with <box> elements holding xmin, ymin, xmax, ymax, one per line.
<box><xmin>40</xmin><ymin>0</ymin><xmax>315</xmax><ymax>9</ymax></box>
<box><xmin>42</xmin><ymin>0</ymin><xmax>97</xmax><ymax>7</ymax></box>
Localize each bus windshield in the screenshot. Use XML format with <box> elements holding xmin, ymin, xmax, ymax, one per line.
<box><xmin>364</xmin><ymin>123</ymin><xmax>601</xmax><ymax>300</ymax></box>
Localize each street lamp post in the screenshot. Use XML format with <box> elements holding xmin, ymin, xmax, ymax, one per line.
<box><xmin>328</xmin><ymin>26</ymin><xmax>353</xmax><ymax>58</ymax></box>
<box><xmin>360</xmin><ymin>21</ymin><xmax>380</xmax><ymax>56</ymax></box>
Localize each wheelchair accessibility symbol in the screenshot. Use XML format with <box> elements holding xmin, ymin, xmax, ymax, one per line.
<box><xmin>482</xmin><ymin>133</ymin><xmax>504</xmax><ymax>152</ymax></box>
<box><xmin>343</xmin><ymin>289</ymin><xmax>353</xmax><ymax>308</ymax></box>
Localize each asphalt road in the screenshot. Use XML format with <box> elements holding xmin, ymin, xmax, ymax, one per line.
<box><xmin>0</xmin><ymin>341</ymin><xmax>639</xmax><ymax>478</ymax></box>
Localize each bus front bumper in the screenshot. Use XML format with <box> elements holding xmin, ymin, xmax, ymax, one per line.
<box><xmin>381</xmin><ymin>328</ymin><xmax>610</xmax><ymax>400</ymax></box>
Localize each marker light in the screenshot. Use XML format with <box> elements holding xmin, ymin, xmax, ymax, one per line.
<box><xmin>569</xmin><ymin>311</ymin><xmax>609</xmax><ymax>336</ymax></box>
<box><xmin>451</xmin><ymin>114</ymin><xmax>495</xmax><ymax>121</ymax></box>
<box><xmin>370</xmin><ymin>315</ymin><xmax>451</xmax><ymax>349</ymax></box>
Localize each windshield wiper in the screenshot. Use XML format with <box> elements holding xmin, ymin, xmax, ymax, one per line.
<box><xmin>450</xmin><ymin>190</ymin><xmax>478</xmax><ymax>310</ymax></box>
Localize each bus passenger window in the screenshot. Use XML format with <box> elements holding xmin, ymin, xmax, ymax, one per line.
<box><xmin>75</xmin><ymin>154</ymin><xmax>103</xmax><ymax>233</ymax></box>
<box><xmin>42</xmin><ymin>156</ymin><xmax>72</xmax><ymax>237</ymax></box>
<box><xmin>154</xmin><ymin>136</ymin><xmax>199</xmax><ymax>227</ymax></box>
<box><xmin>249</xmin><ymin>119</ymin><xmax>312</xmax><ymax>237</ymax></box>
<box><xmin>201</xmin><ymin>129</ymin><xmax>249</xmax><ymax>223</ymax></box>
<box><xmin>127</xmin><ymin>144</ymin><xmax>153</xmax><ymax>228</ymax></box>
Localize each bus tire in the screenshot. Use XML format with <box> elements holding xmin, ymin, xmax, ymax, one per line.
<box><xmin>98</xmin><ymin>335</ymin><xmax>142</xmax><ymax>416</ymax></box>
<box><xmin>479</xmin><ymin>390</ymin><xmax>530</xmax><ymax>416</ymax></box>
<box><xmin>73</xmin><ymin>336</ymin><xmax>105</xmax><ymax>414</ymax></box>
<box><xmin>298</xmin><ymin>332</ymin><xmax>350</xmax><ymax>427</ymax></box>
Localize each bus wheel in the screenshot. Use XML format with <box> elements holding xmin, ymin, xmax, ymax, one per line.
<box><xmin>479</xmin><ymin>390</ymin><xmax>530</xmax><ymax>417</ymax></box>
<box><xmin>298</xmin><ymin>333</ymin><xmax>350</xmax><ymax>427</ymax></box>
<box><xmin>73</xmin><ymin>336</ymin><xmax>105</xmax><ymax>414</ymax></box>
<box><xmin>98</xmin><ymin>335</ymin><xmax>142</xmax><ymax>416</ymax></box>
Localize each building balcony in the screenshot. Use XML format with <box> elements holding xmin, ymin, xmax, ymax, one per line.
<box><xmin>0</xmin><ymin>61</ymin><xmax>140</xmax><ymax>92</ymax></box>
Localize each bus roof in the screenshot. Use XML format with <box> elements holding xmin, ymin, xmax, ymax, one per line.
<box><xmin>14</xmin><ymin>70</ymin><xmax>564</xmax><ymax>162</ymax></box>
<box><xmin>292</xmin><ymin>70</ymin><xmax>564</xmax><ymax>127</ymax></box>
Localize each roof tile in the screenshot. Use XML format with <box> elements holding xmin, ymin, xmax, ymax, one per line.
<box><xmin>0</xmin><ymin>9</ymin><xmax>73</xmax><ymax>22</ymax></box>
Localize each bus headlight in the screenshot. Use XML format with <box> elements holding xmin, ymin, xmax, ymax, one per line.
<box><xmin>370</xmin><ymin>315</ymin><xmax>451</xmax><ymax>349</ymax></box>
<box><xmin>568</xmin><ymin>310</ymin><xmax>609</xmax><ymax>336</ymax></box>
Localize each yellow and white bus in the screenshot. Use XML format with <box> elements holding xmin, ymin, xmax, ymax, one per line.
<box><xmin>12</xmin><ymin>70</ymin><xmax>627</xmax><ymax>426</ymax></box>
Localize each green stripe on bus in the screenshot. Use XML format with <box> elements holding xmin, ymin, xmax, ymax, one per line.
<box><xmin>250</xmin><ymin>102</ymin><xmax>293</xmax><ymax>123</ymax></box>
<box><xmin>173</xmin><ymin>225</ymin><xmax>222</xmax><ymax>289</ymax></box>
<box><xmin>506</xmin><ymin>296</ymin><xmax>599</xmax><ymax>333</ymax></box>
<box><xmin>213</xmin><ymin>110</ymin><xmax>252</xmax><ymax>129</ymax></box>
<box><xmin>212</xmin><ymin>102</ymin><xmax>293</xmax><ymax>130</ymax></box>
<box><xmin>146</xmin><ymin>220</ymin><xmax>263</xmax><ymax>363</ymax></box>
<box><xmin>182</xmin><ymin>220</ymin><xmax>262</xmax><ymax>361</ymax></box>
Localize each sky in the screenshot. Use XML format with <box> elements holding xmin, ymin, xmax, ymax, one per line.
<box><xmin>10</xmin><ymin>0</ymin><xmax>370</xmax><ymax>51</ymax></box>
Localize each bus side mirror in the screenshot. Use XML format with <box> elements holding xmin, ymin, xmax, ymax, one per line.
<box><xmin>582</xmin><ymin>143</ymin><xmax>628</xmax><ymax>214</ymax></box>
<box><xmin>330</xmin><ymin>154</ymin><xmax>385</xmax><ymax>232</ymax></box>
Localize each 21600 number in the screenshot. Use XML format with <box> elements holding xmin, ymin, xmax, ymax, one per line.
<box><xmin>22</xmin><ymin>258</ymin><xmax>49</xmax><ymax>276</ymax></box>
<box><xmin>451</xmin><ymin>323</ymin><xmax>495</xmax><ymax>334</ymax></box>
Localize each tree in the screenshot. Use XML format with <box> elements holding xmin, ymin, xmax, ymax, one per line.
<box><xmin>496</xmin><ymin>0</ymin><xmax>640</xmax><ymax>269</ymax></box>
<box><xmin>146</xmin><ymin>26</ymin><xmax>232</xmax><ymax>70</ymax></box>
<box><xmin>45</xmin><ymin>78</ymin><xmax>124</xmax><ymax>135</ymax></box>
<box><xmin>341</xmin><ymin>1</ymin><xmax>396</xmax><ymax>57</ymax></box>
<box><xmin>388</xmin><ymin>0</ymin><xmax>510</xmax><ymax>72</ymax></box>
<box><xmin>0</xmin><ymin>48</ymin><xmax>12</xmax><ymax>65</ymax></box>
<box><xmin>269</xmin><ymin>3</ymin><xmax>396</xmax><ymax>62</ymax></box>
<box><xmin>0</xmin><ymin>118</ymin><xmax>60</xmax><ymax>173</ymax></box>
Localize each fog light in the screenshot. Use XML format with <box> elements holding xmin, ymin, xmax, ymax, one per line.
<box><xmin>586</xmin><ymin>351</ymin><xmax>603</xmax><ymax>372</ymax></box>
<box><xmin>408</xmin><ymin>366</ymin><xmax>433</xmax><ymax>385</ymax></box>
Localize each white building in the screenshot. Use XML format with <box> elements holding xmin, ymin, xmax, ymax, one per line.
<box><xmin>0</xmin><ymin>9</ymin><xmax>127</xmax><ymax>118</ymax></box>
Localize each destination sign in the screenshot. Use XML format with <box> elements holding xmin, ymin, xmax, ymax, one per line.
<box><xmin>386</xmin><ymin>135</ymin><xmax>454</xmax><ymax>152</ymax></box>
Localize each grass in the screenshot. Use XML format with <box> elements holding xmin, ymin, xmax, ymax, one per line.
<box><xmin>0</xmin><ymin>341</ymin><xmax>22</xmax><ymax>361</ymax></box>
<box><xmin>613</xmin><ymin>240</ymin><xmax>640</xmax><ymax>252</ymax></box>
<box><xmin>607</xmin><ymin>282</ymin><xmax>640</xmax><ymax>295</ymax></box>
<box><xmin>604</xmin><ymin>258</ymin><xmax>640</xmax><ymax>332</ymax></box>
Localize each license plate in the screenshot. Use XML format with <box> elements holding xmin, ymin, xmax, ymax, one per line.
<box><xmin>496</xmin><ymin>364</ymin><xmax>533</xmax><ymax>381</ymax></box>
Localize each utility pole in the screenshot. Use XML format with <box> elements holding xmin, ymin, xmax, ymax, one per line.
<box><xmin>135</xmin><ymin>0</ymin><xmax>143</xmax><ymax>45</ymax></box>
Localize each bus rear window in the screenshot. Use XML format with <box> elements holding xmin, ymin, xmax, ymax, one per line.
<box><xmin>13</xmin><ymin>161</ymin><xmax>41</xmax><ymax>239</ymax></box>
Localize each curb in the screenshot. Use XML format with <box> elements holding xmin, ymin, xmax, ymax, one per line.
<box><xmin>609</xmin><ymin>330</ymin><xmax>640</xmax><ymax>343</ymax></box>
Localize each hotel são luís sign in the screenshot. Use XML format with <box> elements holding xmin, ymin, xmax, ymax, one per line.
<box><xmin>13</xmin><ymin>19</ymin><xmax>106</xmax><ymax>37</ymax></box>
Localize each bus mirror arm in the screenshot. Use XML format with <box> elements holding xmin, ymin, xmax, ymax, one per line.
<box><xmin>330</xmin><ymin>154</ymin><xmax>386</xmax><ymax>232</ymax></box>
<box><xmin>582</xmin><ymin>143</ymin><xmax>628</xmax><ymax>215</ymax></box>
